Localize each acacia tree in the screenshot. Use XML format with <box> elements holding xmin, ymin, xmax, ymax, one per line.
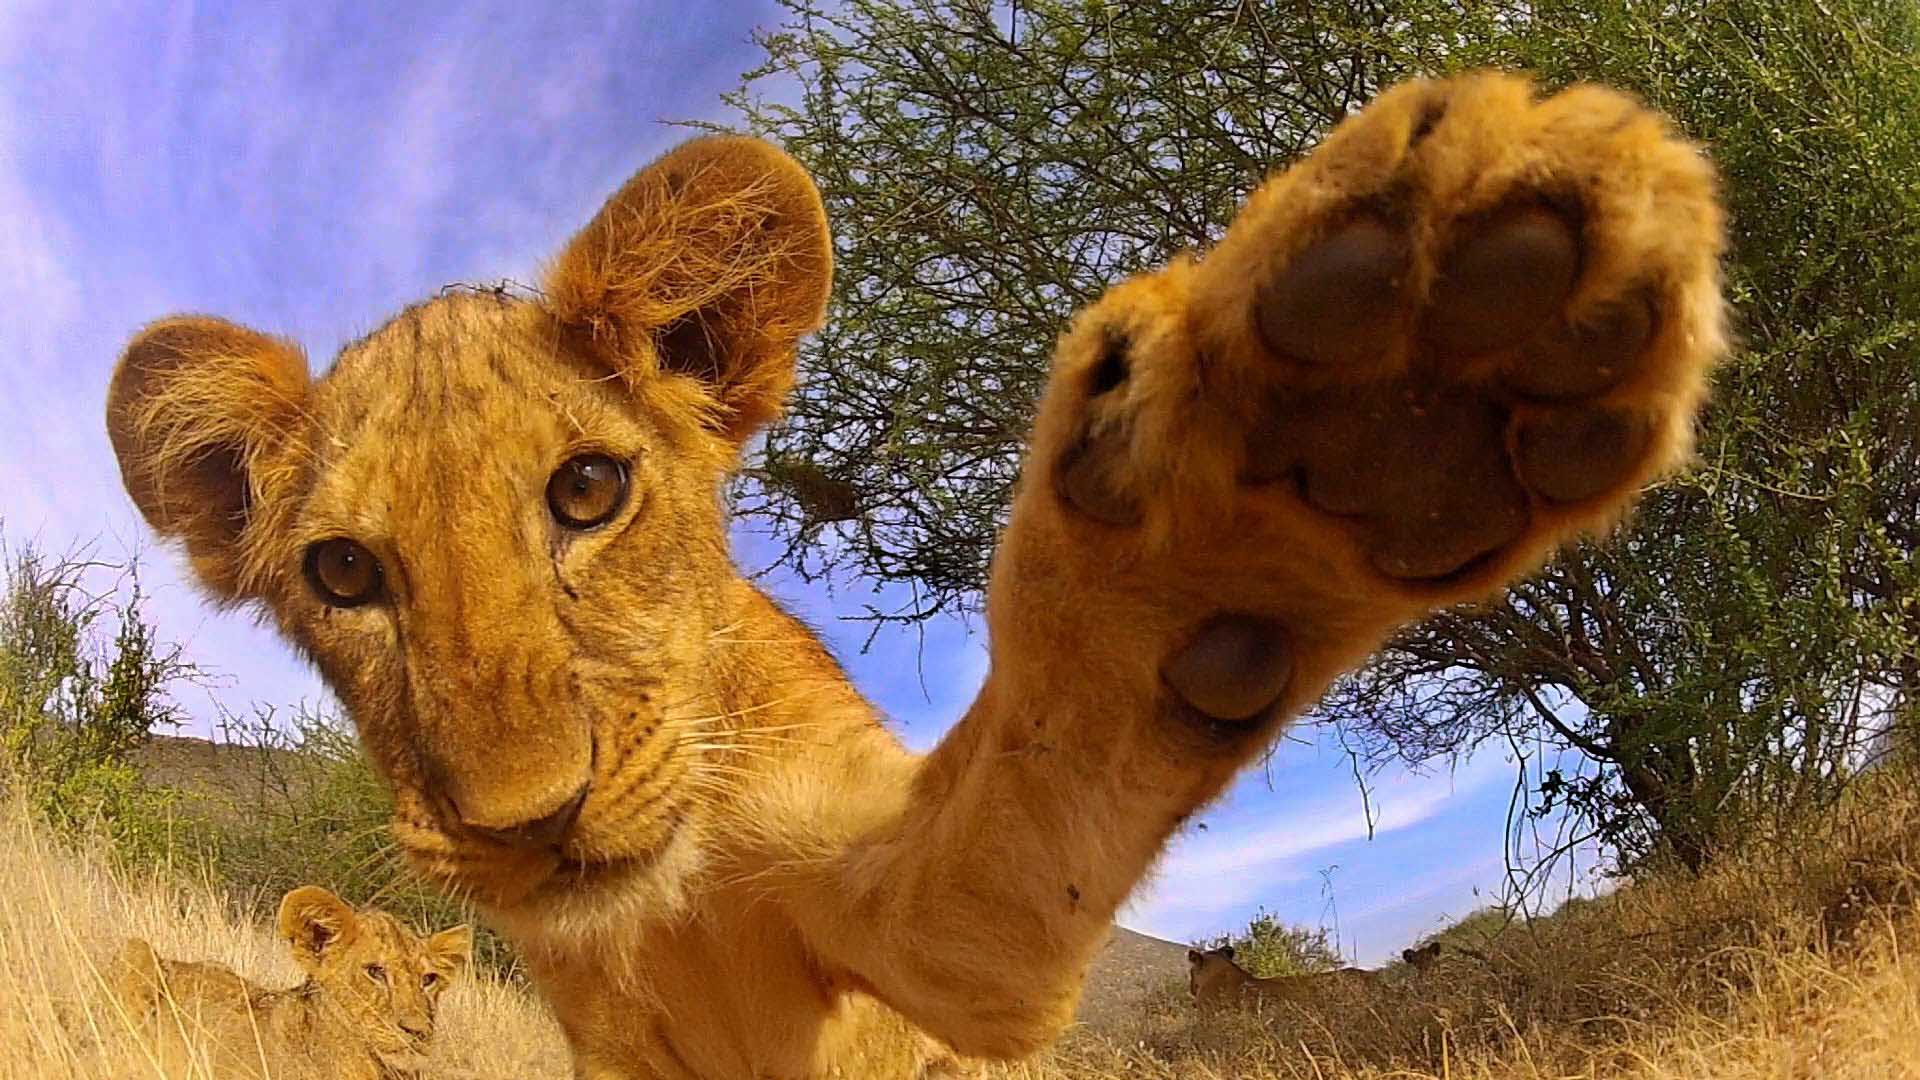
<box><xmin>727</xmin><ymin>0</ymin><xmax>1498</xmax><ymax>612</ymax></box>
<box><xmin>1332</xmin><ymin>2</ymin><xmax>1920</xmax><ymax>871</ymax></box>
<box><xmin>729</xmin><ymin>0</ymin><xmax>1920</xmax><ymax>872</ymax></box>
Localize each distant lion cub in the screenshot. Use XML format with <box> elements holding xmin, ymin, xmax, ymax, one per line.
<box><xmin>118</xmin><ymin>885</ymin><xmax>471</xmax><ymax>1079</ymax></box>
<box><xmin>1186</xmin><ymin>945</ymin><xmax>1379</xmax><ymax>1010</ymax></box>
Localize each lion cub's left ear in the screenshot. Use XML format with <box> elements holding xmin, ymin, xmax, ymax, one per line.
<box><xmin>426</xmin><ymin>925</ymin><xmax>472</xmax><ymax>977</ymax></box>
<box><xmin>544</xmin><ymin>135</ymin><xmax>832</xmax><ymax>446</ymax></box>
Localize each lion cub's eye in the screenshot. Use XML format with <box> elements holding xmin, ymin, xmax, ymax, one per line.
<box><xmin>546</xmin><ymin>454</ymin><xmax>629</xmax><ymax>529</ymax></box>
<box><xmin>364</xmin><ymin>963</ymin><xmax>387</xmax><ymax>984</ymax></box>
<box><xmin>305</xmin><ymin>539</ymin><xmax>383</xmax><ymax>607</ymax></box>
<box><xmin>421</xmin><ymin>971</ymin><xmax>440</xmax><ymax>990</ymax></box>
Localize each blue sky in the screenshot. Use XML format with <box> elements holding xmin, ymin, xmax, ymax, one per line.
<box><xmin>0</xmin><ymin>1</ymin><xmax>1590</xmax><ymax>965</ymax></box>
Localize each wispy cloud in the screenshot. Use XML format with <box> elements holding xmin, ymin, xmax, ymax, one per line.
<box><xmin>1123</xmin><ymin>749</ymin><xmax>1511</xmax><ymax>949</ymax></box>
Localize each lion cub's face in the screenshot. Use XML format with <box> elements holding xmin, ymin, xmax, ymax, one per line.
<box><xmin>1186</xmin><ymin>945</ymin><xmax>1242</xmax><ymax>999</ymax></box>
<box><xmin>265</xmin><ymin>293</ymin><xmax>734</xmax><ymax>912</ymax></box>
<box><xmin>105</xmin><ymin>138</ymin><xmax>832</xmax><ymax>923</ymax></box>
<box><xmin>280</xmin><ymin>886</ymin><xmax>471</xmax><ymax>1065</ymax></box>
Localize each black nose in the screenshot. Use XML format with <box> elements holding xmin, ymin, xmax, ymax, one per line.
<box><xmin>466</xmin><ymin>783</ymin><xmax>589</xmax><ymax>851</ymax></box>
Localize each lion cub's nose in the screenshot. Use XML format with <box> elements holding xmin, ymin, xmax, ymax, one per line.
<box><xmin>462</xmin><ymin>782</ymin><xmax>589</xmax><ymax>851</ymax></box>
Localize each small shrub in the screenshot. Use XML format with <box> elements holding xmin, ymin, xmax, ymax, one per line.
<box><xmin>1198</xmin><ymin>908</ymin><xmax>1349</xmax><ymax>977</ymax></box>
<box><xmin>0</xmin><ymin>540</ymin><xmax>188</xmax><ymax>861</ymax></box>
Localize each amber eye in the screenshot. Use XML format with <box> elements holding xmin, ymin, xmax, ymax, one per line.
<box><xmin>546</xmin><ymin>454</ymin><xmax>629</xmax><ymax>529</ymax></box>
<box><xmin>364</xmin><ymin>963</ymin><xmax>387</xmax><ymax>984</ymax></box>
<box><xmin>305</xmin><ymin>538</ymin><xmax>383</xmax><ymax>607</ymax></box>
<box><xmin>421</xmin><ymin>971</ymin><xmax>440</xmax><ymax>990</ymax></box>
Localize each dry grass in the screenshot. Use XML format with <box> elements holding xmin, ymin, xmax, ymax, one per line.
<box><xmin>3</xmin><ymin>770</ymin><xmax>1919</xmax><ymax>1078</ymax></box>
<box><xmin>992</xmin><ymin>917</ymin><xmax>1920</xmax><ymax>1078</ymax></box>
<box><xmin>0</xmin><ymin>801</ymin><xmax>569</xmax><ymax>1079</ymax></box>
<box><xmin>997</xmin><ymin>766</ymin><xmax>1920</xmax><ymax>1080</ymax></box>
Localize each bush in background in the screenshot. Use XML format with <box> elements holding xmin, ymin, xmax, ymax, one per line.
<box><xmin>0</xmin><ymin>540</ymin><xmax>190</xmax><ymax>865</ymax></box>
<box><xmin>1197</xmin><ymin>909</ymin><xmax>1349</xmax><ymax>978</ymax></box>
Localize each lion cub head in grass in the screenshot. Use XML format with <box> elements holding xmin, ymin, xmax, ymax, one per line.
<box><xmin>1186</xmin><ymin>944</ymin><xmax>1246</xmax><ymax>1002</ymax></box>
<box><xmin>1402</xmin><ymin>941</ymin><xmax>1443</xmax><ymax>972</ymax></box>
<box><xmin>105</xmin><ymin>138</ymin><xmax>833</xmax><ymax>926</ymax></box>
<box><xmin>120</xmin><ymin>886</ymin><xmax>471</xmax><ymax>1077</ymax></box>
<box><xmin>273</xmin><ymin>886</ymin><xmax>472</xmax><ymax>1064</ymax></box>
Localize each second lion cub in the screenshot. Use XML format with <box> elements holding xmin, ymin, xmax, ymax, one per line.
<box><xmin>119</xmin><ymin>885</ymin><xmax>471</xmax><ymax>1080</ymax></box>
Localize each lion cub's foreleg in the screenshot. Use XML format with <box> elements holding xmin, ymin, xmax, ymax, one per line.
<box><xmin>793</xmin><ymin>72</ymin><xmax>1726</xmax><ymax>1058</ymax></box>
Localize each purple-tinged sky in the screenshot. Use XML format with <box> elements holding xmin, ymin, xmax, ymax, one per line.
<box><xmin>0</xmin><ymin>0</ymin><xmax>1590</xmax><ymax>964</ymax></box>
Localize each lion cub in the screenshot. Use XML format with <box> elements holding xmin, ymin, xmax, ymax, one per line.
<box><xmin>118</xmin><ymin>885</ymin><xmax>471</xmax><ymax>1079</ymax></box>
<box><xmin>1186</xmin><ymin>945</ymin><xmax>1379</xmax><ymax>1010</ymax></box>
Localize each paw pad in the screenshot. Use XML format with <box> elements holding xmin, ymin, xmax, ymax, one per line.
<box><xmin>1425</xmin><ymin>202</ymin><xmax>1579</xmax><ymax>360</ymax></box>
<box><xmin>1516</xmin><ymin>406</ymin><xmax>1651</xmax><ymax>505</ymax></box>
<box><xmin>1255</xmin><ymin>218</ymin><xmax>1407</xmax><ymax>368</ymax></box>
<box><xmin>1510</xmin><ymin>292</ymin><xmax>1655</xmax><ymax>400</ymax></box>
<box><xmin>1237</xmin><ymin>198</ymin><xmax>1664</xmax><ymax>580</ymax></box>
<box><xmin>1055</xmin><ymin>437</ymin><xmax>1142</xmax><ymax>526</ymax></box>
<box><xmin>1162</xmin><ymin>614</ymin><xmax>1293</xmax><ymax>725</ymax></box>
<box><xmin>1245</xmin><ymin>380</ymin><xmax>1530</xmax><ymax>580</ymax></box>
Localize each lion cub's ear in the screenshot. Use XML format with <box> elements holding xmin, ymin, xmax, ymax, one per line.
<box><xmin>105</xmin><ymin>316</ymin><xmax>311</xmax><ymax>601</ymax></box>
<box><xmin>117</xmin><ymin>938</ymin><xmax>166</xmax><ymax>1012</ymax></box>
<box><xmin>277</xmin><ymin>886</ymin><xmax>359</xmax><ymax>971</ymax></box>
<box><xmin>545</xmin><ymin>135</ymin><xmax>832</xmax><ymax>445</ymax></box>
<box><xmin>426</xmin><ymin>925</ymin><xmax>472</xmax><ymax>977</ymax></box>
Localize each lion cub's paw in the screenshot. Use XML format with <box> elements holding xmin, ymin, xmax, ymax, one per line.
<box><xmin>1038</xmin><ymin>72</ymin><xmax>1726</xmax><ymax>723</ymax></box>
<box><xmin>1051</xmin><ymin>71</ymin><xmax>1725</xmax><ymax>587</ymax></box>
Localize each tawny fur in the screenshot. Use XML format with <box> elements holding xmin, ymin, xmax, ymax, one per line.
<box><xmin>1185</xmin><ymin>946</ymin><xmax>1380</xmax><ymax>1010</ymax></box>
<box><xmin>116</xmin><ymin>886</ymin><xmax>471</xmax><ymax>1080</ymax></box>
<box><xmin>103</xmin><ymin>73</ymin><xmax>1727</xmax><ymax>1078</ymax></box>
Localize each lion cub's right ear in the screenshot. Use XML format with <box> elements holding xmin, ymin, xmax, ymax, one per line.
<box><xmin>277</xmin><ymin>886</ymin><xmax>359</xmax><ymax>970</ymax></box>
<box><xmin>426</xmin><ymin>925</ymin><xmax>473</xmax><ymax>978</ymax></box>
<box><xmin>106</xmin><ymin>316</ymin><xmax>311</xmax><ymax>602</ymax></box>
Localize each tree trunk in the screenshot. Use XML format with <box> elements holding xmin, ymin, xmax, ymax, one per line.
<box><xmin>1610</xmin><ymin>712</ymin><xmax>1713</xmax><ymax>874</ymax></box>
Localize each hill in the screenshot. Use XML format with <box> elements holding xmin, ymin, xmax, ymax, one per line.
<box><xmin>1076</xmin><ymin>926</ymin><xmax>1191</xmax><ymax>1030</ymax></box>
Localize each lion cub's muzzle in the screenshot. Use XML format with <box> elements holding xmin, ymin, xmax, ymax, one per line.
<box><xmin>392</xmin><ymin>701</ymin><xmax>692</xmax><ymax>910</ymax></box>
<box><xmin>405</xmin><ymin>635</ymin><xmax>599</xmax><ymax>836</ymax></box>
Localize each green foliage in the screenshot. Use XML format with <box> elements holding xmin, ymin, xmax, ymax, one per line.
<box><xmin>731</xmin><ymin>0</ymin><xmax>1920</xmax><ymax>877</ymax></box>
<box><xmin>1199</xmin><ymin>909</ymin><xmax>1347</xmax><ymax>978</ymax></box>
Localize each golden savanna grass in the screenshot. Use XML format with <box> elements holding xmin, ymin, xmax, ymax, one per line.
<box><xmin>6</xmin><ymin>769</ymin><xmax>1920</xmax><ymax>1079</ymax></box>
<box><xmin>0</xmin><ymin>802</ymin><xmax>569</xmax><ymax>1079</ymax></box>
